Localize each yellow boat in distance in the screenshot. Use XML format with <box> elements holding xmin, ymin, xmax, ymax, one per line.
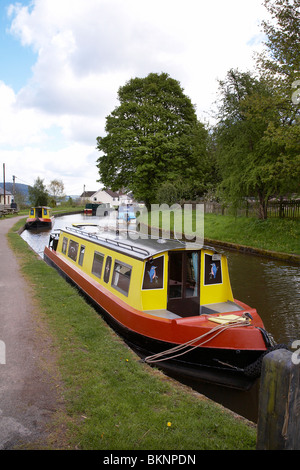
<box><xmin>44</xmin><ymin>226</ymin><xmax>279</xmax><ymax>389</ymax></box>
<box><xmin>25</xmin><ymin>206</ymin><xmax>54</xmax><ymax>230</ymax></box>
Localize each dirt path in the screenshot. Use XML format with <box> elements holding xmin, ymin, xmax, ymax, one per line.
<box><xmin>0</xmin><ymin>217</ymin><xmax>65</xmax><ymax>449</ymax></box>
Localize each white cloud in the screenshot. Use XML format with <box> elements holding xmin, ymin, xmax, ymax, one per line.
<box><xmin>2</xmin><ymin>0</ymin><xmax>270</xmax><ymax>194</ymax></box>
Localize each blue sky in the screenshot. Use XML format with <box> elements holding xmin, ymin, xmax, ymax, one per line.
<box><xmin>0</xmin><ymin>0</ymin><xmax>269</xmax><ymax>195</ymax></box>
<box><xmin>0</xmin><ymin>0</ymin><xmax>36</xmax><ymax>91</ymax></box>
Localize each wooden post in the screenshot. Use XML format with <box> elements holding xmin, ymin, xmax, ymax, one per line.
<box><xmin>256</xmin><ymin>349</ymin><xmax>300</xmax><ymax>450</ymax></box>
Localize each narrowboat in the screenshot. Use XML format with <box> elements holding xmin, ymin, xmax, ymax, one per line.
<box><xmin>25</xmin><ymin>206</ymin><xmax>54</xmax><ymax>230</ymax></box>
<box><xmin>44</xmin><ymin>227</ymin><xmax>277</xmax><ymax>389</ymax></box>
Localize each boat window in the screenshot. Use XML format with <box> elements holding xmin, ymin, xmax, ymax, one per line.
<box><xmin>112</xmin><ymin>261</ymin><xmax>132</xmax><ymax>296</ymax></box>
<box><xmin>43</xmin><ymin>208</ymin><xmax>48</xmax><ymax>216</ymax></box>
<box><xmin>62</xmin><ymin>237</ymin><xmax>68</xmax><ymax>255</ymax></box>
<box><xmin>78</xmin><ymin>245</ymin><xmax>85</xmax><ymax>266</ymax></box>
<box><xmin>204</xmin><ymin>253</ymin><xmax>222</xmax><ymax>285</ymax></box>
<box><xmin>92</xmin><ymin>251</ymin><xmax>105</xmax><ymax>278</ymax></box>
<box><xmin>186</xmin><ymin>252</ymin><xmax>198</xmax><ymax>297</ymax></box>
<box><xmin>68</xmin><ymin>240</ymin><xmax>79</xmax><ymax>262</ymax></box>
<box><xmin>30</xmin><ymin>208</ymin><xmax>34</xmax><ymax>216</ymax></box>
<box><xmin>169</xmin><ymin>251</ymin><xmax>183</xmax><ymax>298</ymax></box>
<box><xmin>104</xmin><ymin>256</ymin><xmax>112</xmax><ymax>283</ymax></box>
<box><xmin>142</xmin><ymin>256</ymin><xmax>164</xmax><ymax>289</ymax></box>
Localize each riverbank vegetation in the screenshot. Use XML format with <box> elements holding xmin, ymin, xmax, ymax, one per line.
<box><xmin>139</xmin><ymin>209</ymin><xmax>299</xmax><ymax>256</ymax></box>
<box><xmin>204</xmin><ymin>214</ymin><xmax>300</xmax><ymax>255</ymax></box>
<box><xmin>7</xmin><ymin>218</ymin><xmax>257</xmax><ymax>450</ymax></box>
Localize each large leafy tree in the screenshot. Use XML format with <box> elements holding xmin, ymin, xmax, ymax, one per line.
<box><xmin>214</xmin><ymin>0</ymin><xmax>300</xmax><ymax>219</ymax></box>
<box><xmin>96</xmin><ymin>73</ymin><xmax>207</xmax><ymax>208</ymax></box>
<box><xmin>214</xmin><ymin>69</ymin><xmax>283</xmax><ymax>219</ymax></box>
<box><xmin>256</xmin><ymin>0</ymin><xmax>300</xmax><ymax>183</ymax></box>
<box><xmin>258</xmin><ymin>0</ymin><xmax>300</xmax><ymax>82</ymax></box>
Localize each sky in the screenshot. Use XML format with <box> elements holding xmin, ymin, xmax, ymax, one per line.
<box><xmin>0</xmin><ymin>0</ymin><xmax>270</xmax><ymax>196</ymax></box>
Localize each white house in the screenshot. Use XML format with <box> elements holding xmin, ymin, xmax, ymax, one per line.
<box><xmin>87</xmin><ymin>189</ymin><xmax>134</xmax><ymax>207</ymax></box>
<box><xmin>0</xmin><ymin>187</ymin><xmax>13</xmax><ymax>205</ymax></box>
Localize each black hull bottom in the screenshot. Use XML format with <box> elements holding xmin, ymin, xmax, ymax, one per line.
<box><xmin>26</xmin><ymin>221</ymin><xmax>52</xmax><ymax>230</ymax></box>
<box><xmin>44</xmin><ymin>253</ymin><xmax>265</xmax><ymax>390</ymax></box>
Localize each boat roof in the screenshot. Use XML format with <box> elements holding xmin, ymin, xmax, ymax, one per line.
<box><xmin>60</xmin><ymin>226</ymin><xmax>217</xmax><ymax>261</ymax></box>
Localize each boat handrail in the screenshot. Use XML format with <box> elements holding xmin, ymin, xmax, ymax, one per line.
<box><xmin>64</xmin><ymin>226</ymin><xmax>151</xmax><ymax>257</ymax></box>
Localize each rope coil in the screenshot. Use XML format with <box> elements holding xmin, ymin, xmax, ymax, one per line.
<box><xmin>144</xmin><ymin>318</ymin><xmax>251</xmax><ymax>364</ymax></box>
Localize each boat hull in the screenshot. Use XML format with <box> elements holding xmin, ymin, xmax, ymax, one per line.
<box><xmin>25</xmin><ymin>217</ymin><xmax>54</xmax><ymax>230</ymax></box>
<box><xmin>44</xmin><ymin>246</ymin><xmax>270</xmax><ymax>390</ymax></box>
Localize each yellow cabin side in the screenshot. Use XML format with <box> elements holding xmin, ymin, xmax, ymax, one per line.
<box><xmin>56</xmin><ymin>231</ymin><xmax>146</xmax><ymax>310</ymax></box>
<box><xmin>199</xmin><ymin>249</ymin><xmax>234</xmax><ymax>306</ymax></box>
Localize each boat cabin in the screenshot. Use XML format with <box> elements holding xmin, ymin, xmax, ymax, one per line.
<box><xmin>28</xmin><ymin>206</ymin><xmax>52</xmax><ymax>220</ymax></box>
<box><xmin>50</xmin><ymin>227</ymin><xmax>241</xmax><ymax>319</ymax></box>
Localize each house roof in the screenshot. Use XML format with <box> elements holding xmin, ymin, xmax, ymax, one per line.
<box><xmin>0</xmin><ymin>187</ymin><xmax>12</xmax><ymax>196</ymax></box>
<box><xmin>80</xmin><ymin>191</ymin><xmax>97</xmax><ymax>198</ymax></box>
<box><xmin>82</xmin><ymin>188</ymin><xmax>132</xmax><ymax>199</ymax></box>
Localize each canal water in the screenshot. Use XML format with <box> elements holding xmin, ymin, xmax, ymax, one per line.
<box><xmin>21</xmin><ymin>212</ymin><xmax>300</xmax><ymax>422</ymax></box>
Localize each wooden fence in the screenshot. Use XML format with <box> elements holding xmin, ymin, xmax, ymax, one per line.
<box><xmin>203</xmin><ymin>200</ymin><xmax>300</xmax><ymax>219</ymax></box>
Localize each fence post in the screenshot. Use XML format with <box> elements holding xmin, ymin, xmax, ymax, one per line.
<box><xmin>256</xmin><ymin>348</ymin><xmax>300</xmax><ymax>450</ymax></box>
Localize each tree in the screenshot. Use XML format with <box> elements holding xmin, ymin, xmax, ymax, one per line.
<box><xmin>214</xmin><ymin>69</ymin><xmax>297</xmax><ymax>218</ymax></box>
<box><xmin>28</xmin><ymin>177</ymin><xmax>49</xmax><ymax>207</ymax></box>
<box><xmin>257</xmin><ymin>0</ymin><xmax>300</xmax><ymax>83</ymax></box>
<box><xmin>96</xmin><ymin>73</ymin><xmax>208</xmax><ymax>208</ymax></box>
<box><xmin>214</xmin><ymin>0</ymin><xmax>300</xmax><ymax>219</ymax></box>
<box><xmin>48</xmin><ymin>179</ymin><xmax>65</xmax><ymax>205</ymax></box>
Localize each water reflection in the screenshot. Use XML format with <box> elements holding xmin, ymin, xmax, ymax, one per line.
<box><xmin>224</xmin><ymin>250</ymin><xmax>300</xmax><ymax>346</ymax></box>
<box><xmin>21</xmin><ymin>212</ymin><xmax>300</xmax><ymax>422</ymax></box>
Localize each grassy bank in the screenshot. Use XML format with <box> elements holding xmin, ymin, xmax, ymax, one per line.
<box><xmin>204</xmin><ymin>214</ymin><xmax>300</xmax><ymax>255</ymax></box>
<box><xmin>141</xmin><ymin>210</ymin><xmax>299</xmax><ymax>256</ymax></box>
<box><xmin>7</xmin><ymin>218</ymin><xmax>257</xmax><ymax>450</ymax></box>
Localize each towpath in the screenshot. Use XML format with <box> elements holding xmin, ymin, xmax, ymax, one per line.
<box><xmin>0</xmin><ymin>216</ymin><xmax>64</xmax><ymax>449</ymax></box>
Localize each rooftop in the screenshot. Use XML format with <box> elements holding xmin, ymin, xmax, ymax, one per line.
<box><xmin>61</xmin><ymin>226</ymin><xmax>214</xmax><ymax>260</ymax></box>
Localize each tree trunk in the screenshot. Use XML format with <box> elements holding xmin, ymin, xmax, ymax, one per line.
<box><xmin>257</xmin><ymin>189</ymin><xmax>268</xmax><ymax>220</ymax></box>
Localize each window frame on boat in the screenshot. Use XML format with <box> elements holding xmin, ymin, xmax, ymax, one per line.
<box><xmin>142</xmin><ymin>255</ymin><xmax>164</xmax><ymax>290</ymax></box>
<box><xmin>92</xmin><ymin>251</ymin><xmax>105</xmax><ymax>279</ymax></box>
<box><xmin>111</xmin><ymin>260</ymin><xmax>132</xmax><ymax>297</ymax></box>
<box><xmin>68</xmin><ymin>239</ymin><xmax>79</xmax><ymax>262</ymax></box>
<box><xmin>62</xmin><ymin>237</ymin><xmax>68</xmax><ymax>255</ymax></box>
<box><xmin>78</xmin><ymin>245</ymin><xmax>86</xmax><ymax>266</ymax></box>
<box><xmin>203</xmin><ymin>253</ymin><xmax>223</xmax><ymax>286</ymax></box>
<box><xmin>103</xmin><ymin>255</ymin><xmax>112</xmax><ymax>283</ymax></box>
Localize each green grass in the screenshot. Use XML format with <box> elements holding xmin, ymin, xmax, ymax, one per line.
<box><xmin>204</xmin><ymin>214</ymin><xmax>300</xmax><ymax>255</ymax></box>
<box><xmin>7</xmin><ymin>218</ymin><xmax>257</xmax><ymax>450</ymax></box>
<box><xmin>140</xmin><ymin>210</ymin><xmax>300</xmax><ymax>255</ymax></box>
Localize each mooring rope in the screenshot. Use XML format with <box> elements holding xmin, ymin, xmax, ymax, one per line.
<box><xmin>144</xmin><ymin>318</ymin><xmax>251</xmax><ymax>364</ymax></box>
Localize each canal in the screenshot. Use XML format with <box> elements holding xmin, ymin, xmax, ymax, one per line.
<box><xmin>21</xmin><ymin>212</ymin><xmax>300</xmax><ymax>423</ymax></box>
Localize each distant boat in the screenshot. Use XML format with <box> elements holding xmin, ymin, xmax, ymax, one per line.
<box><xmin>117</xmin><ymin>204</ymin><xmax>136</xmax><ymax>222</ymax></box>
<box><xmin>25</xmin><ymin>206</ymin><xmax>54</xmax><ymax>230</ymax></box>
<box><xmin>44</xmin><ymin>226</ymin><xmax>278</xmax><ymax>390</ymax></box>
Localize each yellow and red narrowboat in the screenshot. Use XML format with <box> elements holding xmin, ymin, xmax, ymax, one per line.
<box><xmin>44</xmin><ymin>226</ymin><xmax>277</xmax><ymax>389</ymax></box>
<box><xmin>25</xmin><ymin>206</ymin><xmax>54</xmax><ymax>230</ymax></box>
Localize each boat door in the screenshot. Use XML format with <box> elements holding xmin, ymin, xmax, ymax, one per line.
<box><xmin>167</xmin><ymin>251</ymin><xmax>200</xmax><ymax>317</ymax></box>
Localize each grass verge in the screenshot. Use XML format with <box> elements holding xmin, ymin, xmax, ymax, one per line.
<box><xmin>204</xmin><ymin>214</ymin><xmax>300</xmax><ymax>255</ymax></box>
<box><xmin>141</xmin><ymin>210</ymin><xmax>299</xmax><ymax>256</ymax></box>
<box><xmin>7</xmin><ymin>218</ymin><xmax>256</xmax><ymax>450</ymax></box>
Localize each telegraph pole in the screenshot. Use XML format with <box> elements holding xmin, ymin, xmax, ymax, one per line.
<box><xmin>3</xmin><ymin>163</ymin><xmax>5</xmax><ymax>205</ymax></box>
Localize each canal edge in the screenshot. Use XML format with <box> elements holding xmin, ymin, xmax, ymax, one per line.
<box><xmin>204</xmin><ymin>238</ymin><xmax>300</xmax><ymax>265</ymax></box>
